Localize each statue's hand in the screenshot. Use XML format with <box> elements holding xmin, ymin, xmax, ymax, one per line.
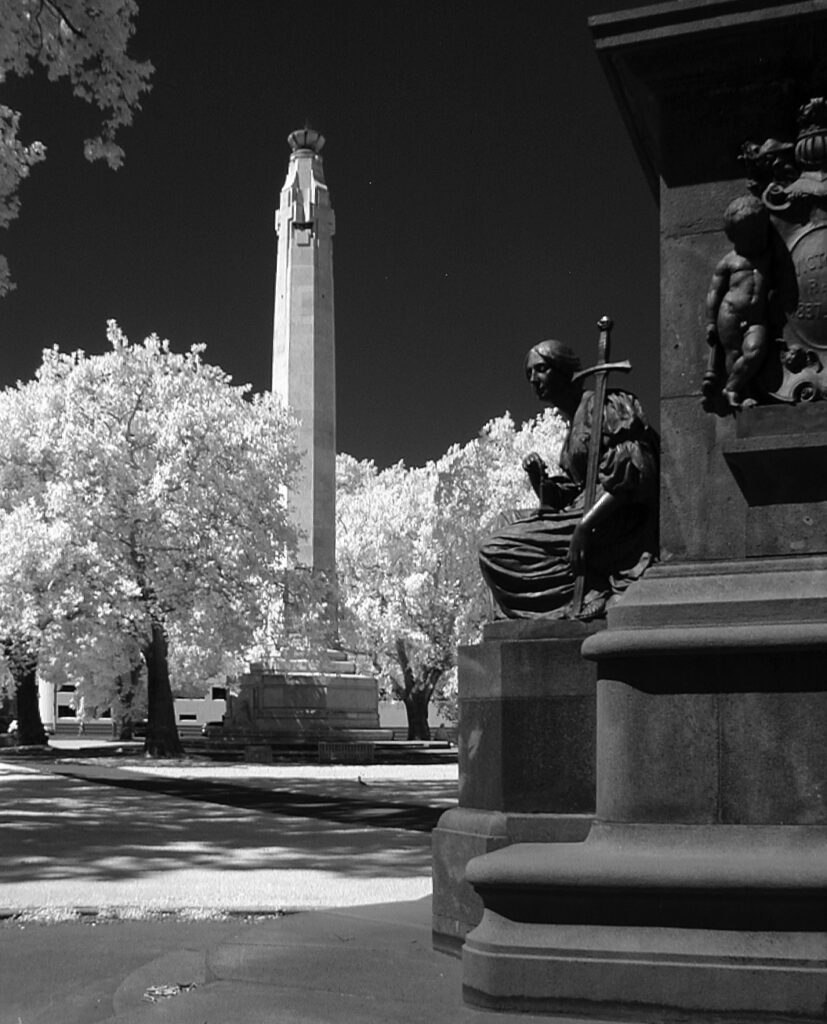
<box><xmin>568</xmin><ymin>522</ymin><xmax>591</xmax><ymax>574</ymax></box>
<box><xmin>522</xmin><ymin>452</ymin><xmax>546</xmax><ymax>493</ymax></box>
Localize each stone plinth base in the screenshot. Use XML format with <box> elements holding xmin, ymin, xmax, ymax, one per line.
<box><xmin>432</xmin><ymin>620</ymin><xmax>599</xmax><ymax>953</ymax></box>
<box><xmin>584</xmin><ymin>557</ymin><xmax>827</xmax><ymax>826</ymax></box>
<box><xmin>224</xmin><ymin>665</ymin><xmax>379</xmax><ymax>736</ymax></box>
<box><xmin>432</xmin><ymin>807</ymin><xmax>591</xmax><ymax>955</ymax></box>
<box><xmin>461</xmin><ymin>557</ymin><xmax>827</xmax><ymax>1018</ymax></box>
<box><xmin>463</xmin><ymin>823</ymin><xmax>827</xmax><ymax>1021</ymax></box>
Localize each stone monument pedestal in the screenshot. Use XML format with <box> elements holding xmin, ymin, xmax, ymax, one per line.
<box><xmin>224</xmin><ymin>651</ymin><xmax>379</xmax><ymax>739</ymax></box>
<box><xmin>431</xmin><ymin>619</ymin><xmax>598</xmax><ymax>954</ymax></box>
<box><xmin>465</xmin><ymin>823</ymin><xmax>827</xmax><ymax>1019</ymax></box>
<box><xmin>463</xmin><ymin>553</ymin><xmax>827</xmax><ymax>1018</ymax></box>
<box><xmin>459</xmin><ymin>4</ymin><xmax>827</xmax><ymax>1017</ymax></box>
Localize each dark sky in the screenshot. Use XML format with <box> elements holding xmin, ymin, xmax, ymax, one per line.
<box><xmin>0</xmin><ymin>0</ymin><xmax>660</xmax><ymax>469</ymax></box>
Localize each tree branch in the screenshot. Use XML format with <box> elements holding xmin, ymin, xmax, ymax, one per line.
<box><xmin>43</xmin><ymin>0</ymin><xmax>85</xmax><ymax>38</ymax></box>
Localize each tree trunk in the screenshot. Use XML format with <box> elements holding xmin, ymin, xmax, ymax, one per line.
<box><xmin>14</xmin><ymin>660</ymin><xmax>47</xmax><ymax>746</ymax></box>
<box><xmin>394</xmin><ymin>640</ymin><xmax>439</xmax><ymax>741</ymax></box>
<box><xmin>143</xmin><ymin>620</ymin><xmax>183</xmax><ymax>758</ymax></box>
<box><xmin>114</xmin><ymin>663</ymin><xmax>143</xmax><ymax>740</ymax></box>
<box><xmin>3</xmin><ymin>637</ymin><xmax>47</xmax><ymax>746</ymax></box>
<box><xmin>404</xmin><ymin>688</ymin><xmax>432</xmax><ymax>741</ymax></box>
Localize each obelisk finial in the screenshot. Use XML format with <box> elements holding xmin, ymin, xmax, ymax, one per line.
<box><xmin>287</xmin><ymin>126</ymin><xmax>325</xmax><ymax>154</ymax></box>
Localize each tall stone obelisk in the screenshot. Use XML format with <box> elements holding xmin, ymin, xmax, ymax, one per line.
<box><xmin>220</xmin><ymin>130</ymin><xmax>378</xmax><ymax>737</ymax></box>
<box><xmin>272</xmin><ymin>127</ymin><xmax>336</xmax><ymax>575</ymax></box>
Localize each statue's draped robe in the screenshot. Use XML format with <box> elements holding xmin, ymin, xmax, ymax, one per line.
<box><xmin>479</xmin><ymin>389</ymin><xmax>658</xmax><ymax>619</ymax></box>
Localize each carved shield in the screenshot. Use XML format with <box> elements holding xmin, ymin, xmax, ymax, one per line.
<box><xmin>764</xmin><ymin>220</ymin><xmax>827</xmax><ymax>403</ymax></box>
<box><xmin>735</xmin><ymin>101</ymin><xmax>827</xmax><ymax>405</ymax></box>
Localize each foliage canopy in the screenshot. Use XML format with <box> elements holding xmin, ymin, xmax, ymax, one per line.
<box><xmin>336</xmin><ymin>408</ymin><xmax>566</xmax><ymax>737</ymax></box>
<box><xmin>0</xmin><ymin>0</ymin><xmax>152</xmax><ymax>294</ymax></box>
<box><xmin>0</xmin><ymin>323</ymin><xmax>300</xmax><ymax>753</ymax></box>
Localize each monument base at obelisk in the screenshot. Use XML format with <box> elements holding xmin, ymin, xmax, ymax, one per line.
<box><xmin>223</xmin><ymin>651</ymin><xmax>380</xmax><ymax>740</ymax></box>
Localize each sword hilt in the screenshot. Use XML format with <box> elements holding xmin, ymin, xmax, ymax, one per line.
<box><xmin>571</xmin><ymin>359</ymin><xmax>631</xmax><ymax>383</ymax></box>
<box><xmin>597</xmin><ymin>315</ymin><xmax>613</xmax><ymax>364</ymax></box>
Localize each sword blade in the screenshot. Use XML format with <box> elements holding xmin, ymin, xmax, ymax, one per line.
<box><xmin>572</xmin><ymin>316</ymin><xmax>619</xmax><ymax>618</ymax></box>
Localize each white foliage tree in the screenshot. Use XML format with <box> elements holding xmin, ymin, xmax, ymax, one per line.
<box><xmin>336</xmin><ymin>408</ymin><xmax>566</xmax><ymax>738</ymax></box>
<box><xmin>0</xmin><ymin>323</ymin><xmax>300</xmax><ymax>755</ymax></box>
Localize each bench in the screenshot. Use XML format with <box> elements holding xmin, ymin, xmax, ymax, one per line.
<box><xmin>318</xmin><ymin>741</ymin><xmax>375</xmax><ymax>765</ymax></box>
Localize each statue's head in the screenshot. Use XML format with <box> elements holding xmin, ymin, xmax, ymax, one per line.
<box><xmin>525</xmin><ymin>339</ymin><xmax>581</xmax><ymax>379</ymax></box>
<box><xmin>524</xmin><ymin>340</ymin><xmax>582</xmax><ymax>404</ymax></box>
<box><xmin>723</xmin><ymin>195</ymin><xmax>769</xmax><ymax>256</ymax></box>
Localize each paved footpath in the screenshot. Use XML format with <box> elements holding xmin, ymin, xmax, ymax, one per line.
<box><xmin>0</xmin><ymin>753</ymin><xmax>611</xmax><ymax>1024</ymax></box>
<box><xmin>0</xmin><ymin>757</ymin><xmax>451</xmax><ymax>912</ymax></box>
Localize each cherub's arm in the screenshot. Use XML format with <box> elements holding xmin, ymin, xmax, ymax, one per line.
<box><xmin>705</xmin><ymin>257</ymin><xmax>731</xmax><ymax>345</ymax></box>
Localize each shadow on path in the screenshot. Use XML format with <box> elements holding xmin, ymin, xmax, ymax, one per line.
<box><xmin>0</xmin><ymin>764</ymin><xmax>441</xmax><ymax>888</ymax></box>
<box><xmin>50</xmin><ymin>767</ymin><xmax>446</xmax><ymax>832</ymax></box>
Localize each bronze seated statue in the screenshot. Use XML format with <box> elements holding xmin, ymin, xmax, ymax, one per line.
<box><xmin>479</xmin><ymin>338</ymin><xmax>658</xmax><ymax>621</ymax></box>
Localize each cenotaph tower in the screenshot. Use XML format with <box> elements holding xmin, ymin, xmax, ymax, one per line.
<box><xmin>220</xmin><ymin>129</ymin><xmax>378</xmax><ymax>739</ymax></box>
<box><xmin>272</xmin><ymin>127</ymin><xmax>336</xmax><ymax>574</ymax></box>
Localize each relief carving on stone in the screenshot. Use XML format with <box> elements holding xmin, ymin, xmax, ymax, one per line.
<box><xmin>703</xmin><ymin>98</ymin><xmax>827</xmax><ymax>410</ymax></box>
